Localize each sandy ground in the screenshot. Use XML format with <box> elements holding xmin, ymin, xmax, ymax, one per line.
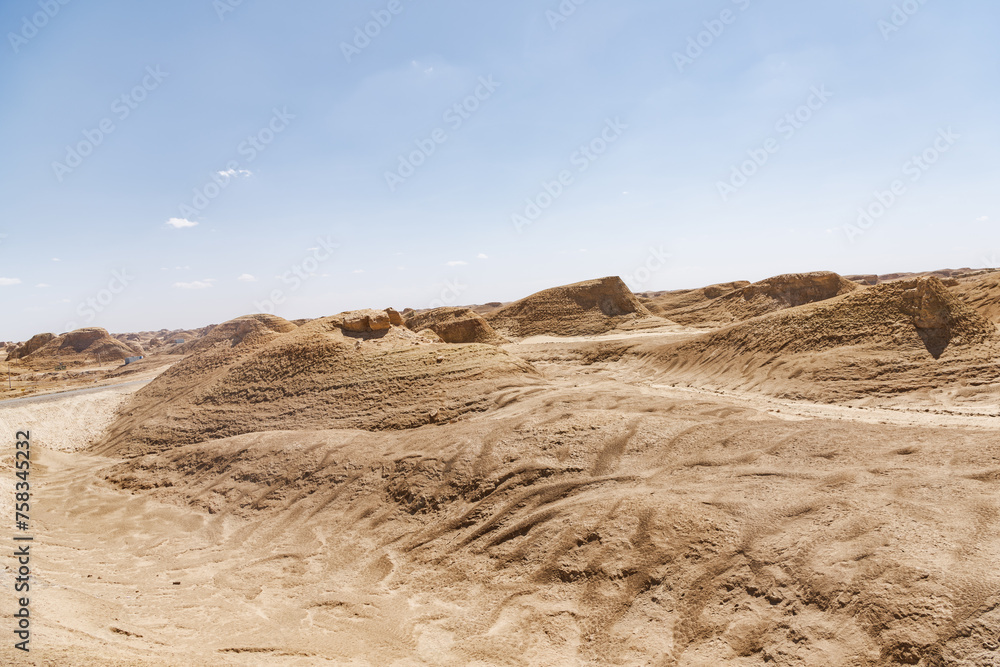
<box><xmin>2</xmin><ymin>330</ymin><xmax>1000</xmax><ymax>665</ymax></box>
<box><xmin>0</xmin><ymin>381</ymin><xmax>150</xmax><ymax>453</ymax></box>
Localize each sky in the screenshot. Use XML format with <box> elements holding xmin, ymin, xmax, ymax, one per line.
<box><xmin>1</xmin><ymin>0</ymin><xmax>998</xmax><ymax>341</ymax></box>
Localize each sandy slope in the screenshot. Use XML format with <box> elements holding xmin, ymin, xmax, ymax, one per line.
<box><xmin>0</xmin><ymin>381</ymin><xmax>149</xmax><ymax>453</ymax></box>
<box><xmin>3</xmin><ymin>338</ymin><xmax>1000</xmax><ymax>664</ymax></box>
<box><xmin>4</xmin><ymin>271</ymin><xmax>1000</xmax><ymax>665</ymax></box>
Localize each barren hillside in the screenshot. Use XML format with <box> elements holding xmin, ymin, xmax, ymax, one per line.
<box><xmin>94</xmin><ymin>310</ymin><xmax>539</xmax><ymax>457</ymax></box>
<box><xmin>485</xmin><ymin>276</ymin><xmax>663</xmax><ymax>338</ymax></box>
<box><xmin>662</xmin><ymin>272</ymin><xmax>859</xmax><ymax>326</ymax></box>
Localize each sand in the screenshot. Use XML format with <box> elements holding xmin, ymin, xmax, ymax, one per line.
<box><xmin>3</xmin><ymin>272</ymin><xmax>1000</xmax><ymax>665</ymax></box>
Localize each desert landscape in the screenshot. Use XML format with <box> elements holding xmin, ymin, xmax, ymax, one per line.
<box><xmin>3</xmin><ymin>268</ymin><xmax>1000</xmax><ymax>665</ymax></box>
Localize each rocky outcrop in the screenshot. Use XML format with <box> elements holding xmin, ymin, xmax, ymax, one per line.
<box><xmin>666</xmin><ymin>272</ymin><xmax>859</xmax><ymax>326</ymax></box>
<box><xmin>899</xmin><ymin>277</ymin><xmax>995</xmax><ymax>343</ymax></box>
<box><xmin>736</xmin><ymin>272</ymin><xmax>859</xmax><ymax>309</ymax></box>
<box><xmin>485</xmin><ymin>276</ymin><xmax>658</xmax><ymax>338</ymax></box>
<box><xmin>341</xmin><ymin>309</ymin><xmax>392</xmax><ymax>333</ymax></box>
<box><xmin>171</xmin><ymin>315</ymin><xmax>299</xmax><ymax>355</ymax></box>
<box><xmin>7</xmin><ymin>333</ymin><xmax>56</xmax><ymax>360</ymax></box>
<box><xmin>405</xmin><ymin>308</ymin><xmax>509</xmax><ymax>345</ymax></box>
<box><xmin>13</xmin><ymin>328</ymin><xmax>141</xmax><ymax>362</ymax></box>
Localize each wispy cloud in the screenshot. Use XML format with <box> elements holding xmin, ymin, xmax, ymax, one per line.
<box><xmin>447</xmin><ymin>260</ymin><xmax>468</xmax><ymax>267</ymax></box>
<box><xmin>36</xmin><ymin>283</ymin><xmax>50</xmax><ymax>288</ymax></box>
<box><xmin>977</xmin><ymin>216</ymin><xmax>989</xmax><ymax>222</ymax></box>
<box><xmin>477</xmin><ymin>253</ymin><xmax>488</xmax><ymax>260</ymax></box>
<box><xmin>0</xmin><ymin>277</ymin><xmax>21</xmax><ymax>286</ymax></box>
<box><xmin>167</xmin><ymin>218</ymin><xmax>198</xmax><ymax>229</ymax></box>
<box><xmin>217</xmin><ymin>168</ymin><xmax>252</xmax><ymax>178</ymax></box>
<box><xmin>174</xmin><ymin>279</ymin><xmax>215</xmax><ymax>289</ymax></box>
<box><xmin>352</xmin><ymin>269</ymin><xmax>365</xmax><ymax>274</ymax></box>
<box><xmin>237</xmin><ymin>273</ymin><xmax>257</xmax><ymax>282</ymax></box>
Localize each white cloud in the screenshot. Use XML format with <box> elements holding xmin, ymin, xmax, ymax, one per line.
<box><xmin>51</xmin><ymin>258</ymin><xmax>60</xmax><ymax>262</ymax></box>
<box><xmin>237</xmin><ymin>274</ymin><xmax>257</xmax><ymax>282</ymax></box>
<box><xmin>447</xmin><ymin>260</ymin><xmax>468</xmax><ymax>267</ymax></box>
<box><xmin>217</xmin><ymin>168</ymin><xmax>252</xmax><ymax>179</ymax></box>
<box><xmin>174</xmin><ymin>279</ymin><xmax>215</xmax><ymax>290</ymax></box>
<box><xmin>167</xmin><ymin>218</ymin><xmax>199</xmax><ymax>229</ymax></box>
<box><xmin>36</xmin><ymin>283</ymin><xmax>50</xmax><ymax>288</ymax></box>
<box><xmin>352</xmin><ymin>269</ymin><xmax>365</xmax><ymax>274</ymax></box>
<box><xmin>977</xmin><ymin>216</ymin><xmax>989</xmax><ymax>222</ymax></box>
<box><xmin>0</xmin><ymin>277</ymin><xmax>21</xmax><ymax>286</ymax></box>
<box><xmin>477</xmin><ymin>253</ymin><xmax>488</xmax><ymax>260</ymax></box>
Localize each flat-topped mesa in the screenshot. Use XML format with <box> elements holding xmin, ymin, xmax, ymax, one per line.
<box><xmin>485</xmin><ymin>276</ymin><xmax>657</xmax><ymax>338</ymax></box>
<box><xmin>404</xmin><ymin>307</ymin><xmax>509</xmax><ymax>345</ymax></box>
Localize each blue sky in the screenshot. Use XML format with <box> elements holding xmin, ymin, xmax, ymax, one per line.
<box><xmin>1</xmin><ymin>0</ymin><xmax>997</xmax><ymax>341</ymax></box>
